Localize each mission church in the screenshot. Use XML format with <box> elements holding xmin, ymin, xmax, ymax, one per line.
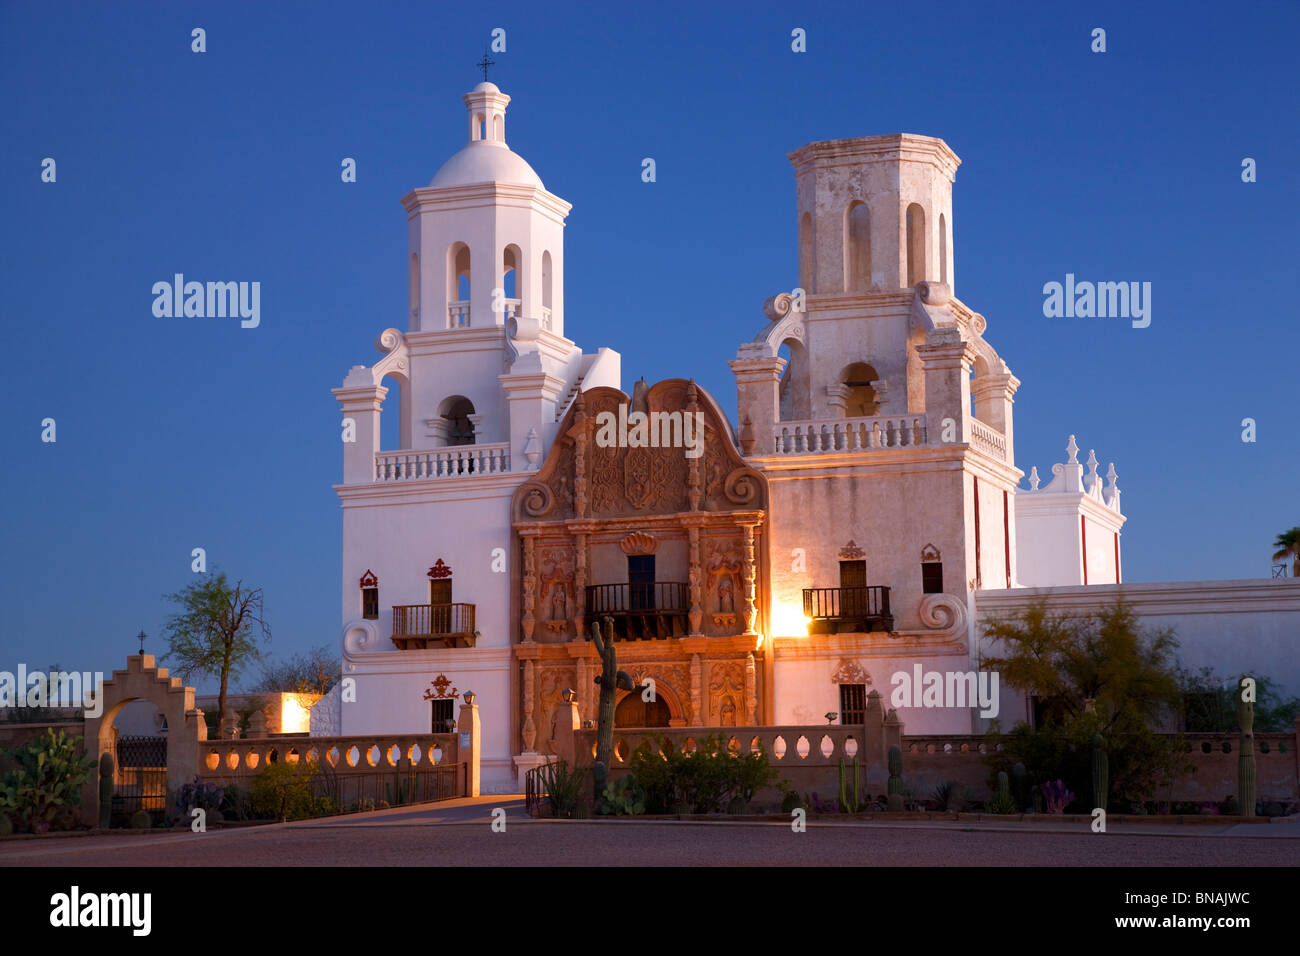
<box><xmin>316</xmin><ymin>79</ymin><xmax>1299</xmax><ymax>793</ymax></box>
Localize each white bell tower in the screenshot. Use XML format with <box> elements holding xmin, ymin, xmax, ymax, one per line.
<box><xmin>402</xmin><ymin>81</ymin><xmax>568</xmax><ymax>337</ymax></box>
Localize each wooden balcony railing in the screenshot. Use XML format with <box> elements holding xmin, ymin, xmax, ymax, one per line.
<box><xmin>802</xmin><ymin>586</ymin><xmax>893</xmax><ymax>633</ymax></box>
<box><xmin>391</xmin><ymin>604</ymin><xmax>476</xmax><ymax>649</ymax></box>
<box><xmin>585</xmin><ymin>583</ymin><xmax>690</xmax><ymax>640</ymax></box>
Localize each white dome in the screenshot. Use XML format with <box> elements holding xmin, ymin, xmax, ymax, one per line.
<box><xmin>429</xmin><ymin>143</ymin><xmax>543</xmax><ymax>189</ymax></box>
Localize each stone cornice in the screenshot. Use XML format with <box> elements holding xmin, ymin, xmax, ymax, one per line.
<box><xmin>401</xmin><ymin>182</ymin><xmax>572</xmax><ymax>222</ymax></box>
<box><xmin>345</xmin><ymin>645</ymin><xmax>513</xmax><ymax>675</ymax></box>
<box><xmin>334</xmin><ymin>475</ymin><xmax>522</xmax><ymax>506</ymax></box>
<box><xmin>974</xmin><ymin>578</ymin><xmax>1300</xmax><ymax>616</ymax></box>
<box><xmin>788</xmin><ymin>133</ymin><xmax>961</xmax><ymax>181</ymax></box>
<box><xmin>771</xmin><ymin>632</ymin><xmax>967</xmax><ymax>659</ymax></box>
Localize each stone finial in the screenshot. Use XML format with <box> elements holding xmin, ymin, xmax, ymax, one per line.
<box><xmin>1028</xmin><ymin>465</ymin><xmax>1040</xmax><ymax>491</ymax></box>
<box><xmin>523</xmin><ymin>427</ymin><xmax>540</xmax><ymax>469</ymax></box>
<box><xmin>1066</xmin><ymin>435</ymin><xmax>1079</xmax><ymax>464</ymax></box>
<box><xmin>1105</xmin><ymin>462</ymin><xmax>1118</xmax><ymax>493</ymax></box>
<box><xmin>739</xmin><ymin>416</ymin><xmax>755</xmax><ymax>455</ymax></box>
<box><xmin>1085</xmin><ymin>449</ymin><xmax>1100</xmax><ymax>488</ymax></box>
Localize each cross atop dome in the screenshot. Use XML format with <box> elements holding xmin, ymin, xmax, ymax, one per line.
<box><xmin>476</xmin><ymin>49</ymin><xmax>495</xmax><ymax>82</ymax></box>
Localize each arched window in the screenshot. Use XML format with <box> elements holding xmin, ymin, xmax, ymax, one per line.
<box><xmin>439</xmin><ymin>396</ymin><xmax>476</xmax><ymax>446</ymax></box>
<box><xmin>777</xmin><ymin>338</ymin><xmax>811</xmax><ymax>422</ymax></box>
<box><xmin>409</xmin><ymin>253</ymin><xmax>419</xmax><ymax>328</ymax></box>
<box><xmin>842</xmin><ymin>362</ymin><xmax>880</xmax><ymax>417</ymax></box>
<box><xmin>939</xmin><ymin>213</ymin><xmax>948</xmax><ymax>286</ymax></box>
<box><xmin>493</xmin><ymin>113</ymin><xmax>503</xmax><ymax>141</ymax></box>
<box><xmin>906</xmin><ymin>203</ymin><xmax>926</xmax><ymax>286</ymax></box>
<box><xmin>798</xmin><ymin>212</ymin><xmax>813</xmax><ymax>292</ymax></box>
<box><xmin>447</xmin><ymin>243</ymin><xmax>471</xmax><ymax>327</ymax></box>
<box><xmin>541</xmin><ymin>250</ymin><xmax>553</xmax><ymax>329</ymax></box>
<box><xmin>502</xmin><ymin>244</ymin><xmax>522</xmax><ymax>320</ymax></box>
<box><xmin>844</xmin><ymin>202</ymin><xmax>872</xmax><ymax>292</ymax></box>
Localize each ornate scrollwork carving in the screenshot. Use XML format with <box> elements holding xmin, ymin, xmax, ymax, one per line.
<box><xmin>762</xmin><ymin>292</ymin><xmax>795</xmax><ymax>321</ymax></box>
<box><xmin>723</xmin><ymin>468</ymin><xmax>760</xmax><ymax>505</ymax></box>
<box><xmin>342</xmin><ymin>620</ymin><xmax>379</xmax><ymax>658</ymax></box>
<box><xmin>520</xmin><ymin>481</ymin><xmax>554</xmax><ymax>518</ymax></box>
<box><xmin>917</xmin><ymin>281</ymin><xmax>952</xmax><ymax>306</ymax></box>
<box><xmin>918</xmin><ymin>593</ymin><xmax>968</xmax><ymax>638</ymax></box>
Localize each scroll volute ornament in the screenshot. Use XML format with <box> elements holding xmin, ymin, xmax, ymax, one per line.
<box><xmin>620</xmin><ymin>531</ymin><xmax>658</xmax><ymax>556</ymax></box>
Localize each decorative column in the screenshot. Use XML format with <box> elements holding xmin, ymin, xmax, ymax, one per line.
<box><xmin>686</xmin><ymin>382</ymin><xmax>702</xmax><ymax>510</ymax></box>
<box><xmin>332</xmin><ymin>369</ymin><xmax>388</xmax><ymax>484</ymax></box>
<box><xmin>576</xmin><ymin>657</ymin><xmax>594</xmax><ymax>726</ymax></box>
<box><xmin>521</xmin><ymin>660</ymin><xmax>537</xmax><ymax>752</ymax></box>
<box><xmin>690</xmin><ymin>654</ymin><xmax>702</xmax><ymax>726</ymax></box>
<box><xmin>521</xmin><ymin>535</ymin><xmax>536</xmax><ymax>642</ymax></box>
<box><xmin>824</xmin><ymin>383</ymin><xmax>850</xmax><ymax>418</ymax></box>
<box><xmin>572</xmin><ymin>392</ymin><xmax>589</xmax><ymax>518</ymax></box>
<box><xmin>744</xmin><ymin>653</ymin><xmax>757</xmax><ymax>725</ymax></box>
<box><xmin>687</xmin><ymin>525</ymin><xmax>703</xmax><ymax>636</ymax></box>
<box><xmin>741</xmin><ymin>524</ymin><xmax>758</xmax><ymax>637</ymax></box>
<box><xmin>572</xmin><ymin>532</ymin><xmax>588</xmax><ymax>640</ymax></box>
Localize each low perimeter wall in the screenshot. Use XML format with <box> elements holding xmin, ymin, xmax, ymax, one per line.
<box><xmin>566</xmin><ymin>723</ymin><xmax>1299</xmax><ymax>806</ymax></box>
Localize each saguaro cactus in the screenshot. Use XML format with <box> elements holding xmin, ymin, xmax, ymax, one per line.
<box><xmin>590</xmin><ymin>617</ymin><xmax>638</xmax><ymax>804</ymax></box>
<box><xmin>996</xmin><ymin>770</ymin><xmax>1010</xmax><ymax>799</ymax></box>
<box><xmin>1091</xmin><ymin>735</ymin><xmax>1109</xmax><ymax>811</ymax></box>
<box><xmin>1237</xmin><ymin>676</ymin><xmax>1256</xmax><ymax>819</ymax></box>
<box><xmin>98</xmin><ymin>752</ymin><xmax>115</xmax><ymax>829</ymax></box>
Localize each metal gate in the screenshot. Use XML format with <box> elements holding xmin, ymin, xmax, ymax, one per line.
<box><xmin>111</xmin><ymin>735</ymin><xmax>168</xmax><ymax>825</ymax></box>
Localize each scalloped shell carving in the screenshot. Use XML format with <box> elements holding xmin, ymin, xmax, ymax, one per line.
<box><xmin>620</xmin><ymin>531</ymin><xmax>658</xmax><ymax>555</ymax></box>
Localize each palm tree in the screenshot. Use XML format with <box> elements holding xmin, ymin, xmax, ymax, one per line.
<box><xmin>1272</xmin><ymin>527</ymin><xmax>1300</xmax><ymax>578</ymax></box>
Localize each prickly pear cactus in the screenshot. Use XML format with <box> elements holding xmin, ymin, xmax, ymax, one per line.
<box><xmin>1090</xmin><ymin>735</ymin><xmax>1109</xmax><ymax>811</ymax></box>
<box><xmin>1237</xmin><ymin>676</ymin><xmax>1256</xmax><ymax>818</ymax></box>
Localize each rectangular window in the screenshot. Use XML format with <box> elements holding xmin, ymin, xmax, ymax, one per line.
<box><xmin>430</xmin><ymin>699</ymin><xmax>455</xmax><ymax>734</ymax></box>
<box><xmin>839</xmin><ymin>683</ymin><xmax>867</xmax><ymax>725</ymax></box>
<box><xmin>922</xmin><ymin>562</ymin><xmax>943</xmax><ymax>594</ymax></box>
<box><xmin>362</xmin><ymin>587</ymin><xmax>379</xmax><ymax>619</ymax></box>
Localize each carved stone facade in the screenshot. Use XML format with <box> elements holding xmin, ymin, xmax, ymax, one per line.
<box><xmin>511</xmin><ymin>379</ymin><xmax>769</xmax><ymax>751</ymax></box>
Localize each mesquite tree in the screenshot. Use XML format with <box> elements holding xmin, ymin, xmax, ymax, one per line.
<box><xmin>162</xmin><ymin>572</ymin><xmax>271</xmax><ymax>736</ymax></box>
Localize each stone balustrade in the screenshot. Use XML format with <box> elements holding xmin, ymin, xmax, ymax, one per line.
<box><xmin>969</xmin><ymin>418</ymin><xmax>1007</xmax><ymax>461</ymax></box>
<box><xmin>199</xmin><ymin>733</ymin><xmax>461</xmax><ymax>777</ymax></box>
<box><xmin>773</xmin><ymin>414</ymin><xmax>928</xmax><ymax>455</ymax></box>
<box><xmin>375</xmin><ymin>443</ymin><xmax>510</xmax><ymax>480</ymax></box>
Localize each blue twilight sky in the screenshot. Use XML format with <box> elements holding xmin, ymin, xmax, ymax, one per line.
<box><xmin>1</xmin><ymin>0</ymin><xmax>1296</xmax><ymax>693</ymax></box>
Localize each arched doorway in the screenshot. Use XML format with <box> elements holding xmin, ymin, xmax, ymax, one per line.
<box><xmin>615</xmin><ymin>692</ymin><xmax>671</xmax><ymax>728</ymax></box>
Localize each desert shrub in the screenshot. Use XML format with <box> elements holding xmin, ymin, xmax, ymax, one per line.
<box><xmin>538</xmin><ymin>760</ymin><xmax>587</xmax><ymax>818</ymax></box>
<box><xmin>629</xmin><ymin>733</ymin><xmax>777</xmax><ymax>814</ymax></box>
<box><xmin>250</xmin><ymin>759</ymin><xmax>318</xmax><ymax>820</ymax></box>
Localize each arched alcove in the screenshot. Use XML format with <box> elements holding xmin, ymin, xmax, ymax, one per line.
<box><xmin>447</xmin><ymin>243</ymin><xmax>471</xmax><ymax>327</ymax></box>
<box><xmin>841</xmin><ymin>362</ymin><xmax>880</xmax><ymax>417</ymax></box>
<box><xmin>408</xmin><ymin>253</ymin><xmax>420</xmax><ymax>329</ymax></box>
<box><xmin>938</xmin><ymin>212</ymin><xmax>949</xmax><ymax>286</ymax></box>
<box><xmin>437</xmin><ymin>395</ymin><xmax>476</xmax><ymax>446</ymax></box>
<box><xmin>778</xmin><ymin>338</ymin><xmax>811</xmax><ymax>421</ymax></box>
<box><xmin>906</xmin><ymin>203</ymin><xmax>926</xmax><ymax>286</ymax></box>
<box><xmin>503</xmin><ymin>244</ymin><xmax>522</xmax><ymax>317</ymax></box>
<box><xmin>798</xmin><ymin>212</ymin><xmax>813</xmax><ymax>292</ymax></box>
<box><xmin>844</xmin><ymin>201</ymin><xmax>872</xmax><ymax>292</ymax></box>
